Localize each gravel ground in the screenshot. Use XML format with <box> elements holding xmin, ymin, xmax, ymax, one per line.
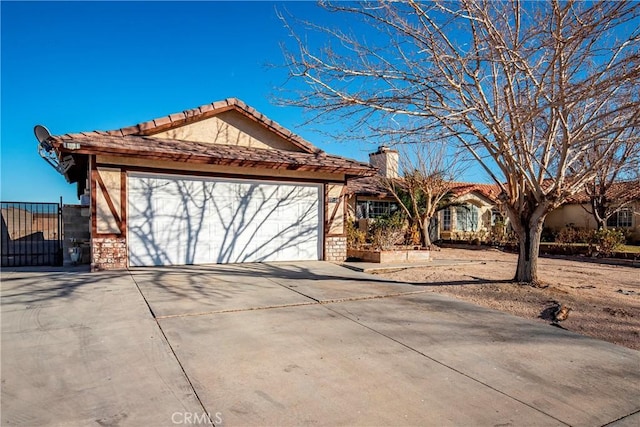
<box><xmin>374</xmin><ymin>247</ymin><xmax>640</xmax><ymax>350</ymax></box>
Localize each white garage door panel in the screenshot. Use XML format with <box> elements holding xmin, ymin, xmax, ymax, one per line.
<box><xmin>128</xmin><ymin>174</ymin><xmax>321</xmax><ymax>266</ymax></box>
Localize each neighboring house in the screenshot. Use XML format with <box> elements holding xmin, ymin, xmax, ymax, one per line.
<box><xmin>347</xmin><ymin>147</ymin><xmax>639</xmax><ymax>244</ymax></box>
<box><xmin>544</xmin><ymin>181</ymin><xmax>640</xmax><ymax>243</ymax></box>
<box><xmin>39</xmin><ymin>98</ymin><xmax>375</xmax><ymax>270</ymax></box>
<box><xmin>346</xmin><ymin>147</ymin><xmax>502</xmax><ymax>242</ymax></box>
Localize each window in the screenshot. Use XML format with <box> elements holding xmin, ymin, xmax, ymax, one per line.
<box><xmin>355</xmin><ymin>200</ymin><xmax>398</xmax><ymax>219</ymax></box>
<box><xmin>607</xmin><ymin>208</ymin><xmax>633</xmax><ymax>228</ymax></box>
<box><xmin>456</xmin><ymin>204</ymin><xmax>478</xmax><ymax>231</ymax></box>
<box><xmin>442</xmin><ymin>208</ymin><xmax>451</xmax><ymax>231</ymax></box>
<box><xmin>491</xmin><ymin>209</ymin><xmax>504</xmax><ymax>226</ymax></box>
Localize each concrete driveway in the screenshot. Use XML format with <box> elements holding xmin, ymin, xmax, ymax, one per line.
<box><xmin>2</xmin><ymin>262</ymin><xmax>638</xmax><ymax>426</ymax></box>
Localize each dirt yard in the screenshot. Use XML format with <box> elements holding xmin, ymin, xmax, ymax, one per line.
<box><xmin>375</xmin><ymin>247</ymin><xmax>640</xmax><ymax>350</ymax></box>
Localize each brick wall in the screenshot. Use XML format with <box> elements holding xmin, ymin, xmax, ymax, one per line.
<box><xmin>92</xmin><ymin>237</ymin><xmax>127</xmax><ymax>271</ymax></box>
<box><xmin>324</xmin><ymin>236</ymin><xmax>347</xmax><ymax>262</ymax></box>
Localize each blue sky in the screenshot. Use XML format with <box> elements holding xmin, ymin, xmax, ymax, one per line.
<box><xmin>1</xmin><ymin>1</ymin><xmax>489</xmax><ymax>203</ymax></box>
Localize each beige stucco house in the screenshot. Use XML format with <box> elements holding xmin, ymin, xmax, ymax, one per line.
<box><xmin>347</xmin><ymin>147</ymin><xmax>639</xmax><ymax>245</ymax></box>
<box><xmin>39</xmin><ymin>98</ymin><xmax>375</xmax><ymax>270</ymax></box>
<box><xmin>346</xmin><ymin>147</ymin><xmax>503</xmax><ymax>242</ymax></box>
<box><xmin>544</xmin><ymin>182</ymin><xmax>640</xmax><ymax>243</ymax></box>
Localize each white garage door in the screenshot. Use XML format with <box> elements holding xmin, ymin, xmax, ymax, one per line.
<box><xmin>127</xmin><ymin>173</ymin><xmax>322</xmax><ymax>266</ymax></box>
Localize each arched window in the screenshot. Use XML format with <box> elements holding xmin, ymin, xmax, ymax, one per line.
<box><xmin>456</xmin><ymin>204</ymin><xmax>478</xmax><ymax>231</ymax></box>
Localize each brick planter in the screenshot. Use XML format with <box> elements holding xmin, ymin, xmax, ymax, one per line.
<box><xmin>347</xmin><ymin>248</ymin><xmax>431</xmax><ymax>263</ymax></box>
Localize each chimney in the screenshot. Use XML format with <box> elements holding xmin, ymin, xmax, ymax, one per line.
<box><xmin>369</xmin><ymin>145</ymin><xmax>399</xmax><ymax>178</ymax></box>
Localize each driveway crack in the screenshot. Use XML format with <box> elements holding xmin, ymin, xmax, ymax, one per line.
<box><xmin>128</xmin><ymin>270</ymin><xmax>215</xmax><ymax>426</ymax></box>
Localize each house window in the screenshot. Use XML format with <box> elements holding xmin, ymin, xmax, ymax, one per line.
<box><xmin>456</xmin><ymin>204</ymin><xmax>478</xmax><ymax>231</ymax></box>
<box><xmin>491</xmin><ymin>209</ymin><xmax>504</xmax><ymax>226</ymax></box>
<box><xmin>442</xmin><ymin>208</ymin><xmax>451</xmax><ymax>231</ymax></box>
<box><xmin>607</xmin><ymin>208</ymin><xmax>633</xmax><ymax>228</ymax></box>
<box><xmin>355</xmin><ymin>200</ymin><xmax>398</xmax><ymax>219</ymax></box>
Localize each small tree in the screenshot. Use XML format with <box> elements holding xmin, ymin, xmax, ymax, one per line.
<box><xmin>577</xmin><ymin>133</ymin><xmax>640</xmax><ymax>229</ymax></box>
<box><xmin>380</xmin><ymin>143</ymin><xmax>458</xmax><ymax>248</ymax></box>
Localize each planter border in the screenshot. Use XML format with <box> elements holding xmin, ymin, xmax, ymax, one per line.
<box><xmin>347</xmin><ymin>248</ymin><xmax>431</xmax><ymax>263</ymax></box>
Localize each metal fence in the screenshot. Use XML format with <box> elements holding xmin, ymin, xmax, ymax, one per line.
<box><xmin>1</xmin><ymin>201</ymin><xmax>63</xmax><ymax>267</ymax></box>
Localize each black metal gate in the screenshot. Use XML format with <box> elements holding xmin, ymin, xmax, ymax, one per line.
<box><xmin>1</xmin><ymin>201</ymin><xmax>63</xmax><ymax>267</ymax></box>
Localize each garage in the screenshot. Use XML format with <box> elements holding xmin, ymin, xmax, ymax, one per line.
<box><xmin>42</xmin><ymin>98</ymin><xmax>375</xmax><ymax>270</ymax></box>
<box><xmin>127</xmin><ymin>174</ymin><xmax>321</xmax><ymax>266</ymax></box>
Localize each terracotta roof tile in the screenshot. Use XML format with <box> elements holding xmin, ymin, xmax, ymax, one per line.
<box><xmin>346</xmin><ymin>176</ymin><xmax>391</xmax><ymax>198</ymax></box>
<box><xmin>153</xmin><ymin>116</ymin><xmax>172</xmax><ymax>128</ymax></box>
<box><xmin>566</xmin><ymin>180</ymin><xmax>640</xmax><ymax>203</ymax></box>
<box><xmin>449</xmin><ymin>182</ymin><xmax>502</xmax><ymax>201</ymax></box>
<box><xmin>168</xmin><ymin>112</ymin><xmax>185</xmax><ymax>123</ymax></box>
<box><xmin>347</xmin><ymin>177</ymin><xmax>502</xmax><ymax>201</ymax></box>
<box><xmin>52</xmin><ymin>133</ymin><xmax>376</xmax><ymax>177</ymax></box>
<box><xmin>136</xmin><ymin>120</ymin><xmax>157</xmax><ymax>133</ymax></box>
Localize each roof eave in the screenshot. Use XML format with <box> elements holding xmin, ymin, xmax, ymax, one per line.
<box><xmin>56</xmin><ymin>144</ymin><xmax>374</xmax><ymax>177</ymax></box>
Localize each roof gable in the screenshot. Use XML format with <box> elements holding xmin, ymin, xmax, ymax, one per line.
<box><xmin>151</xmin><ymin>109</ymin><xmax>306</xmax><ymax>152</ymax></box>
<box><xmin>95</xmin><ymin>98</ymin><xmax>319</xmax><ymax>154</ymax></box>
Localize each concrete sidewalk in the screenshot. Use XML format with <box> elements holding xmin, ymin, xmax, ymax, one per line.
<box><xmin>2</xmin><ymin>262</ymin><xmax>639</xmax><ymax>426</ymax></box>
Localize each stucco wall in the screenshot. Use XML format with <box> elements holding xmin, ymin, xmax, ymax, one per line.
<box><xmin>153</xmin><ymin>110</ymin><xmax>303</xmax><ymax>152</ymax></box>
<box><xmin>95</xmin><ymin>167</ymin><xmax>122</xmax><ymax>234</ymax></box>
<box><xmin>544</xmin><ymin>203</ymin><xmax>597</xmax><ymax>230</ymax></box>
<box><xmin>326</xmin><ymin>184</ymin><xmax>345</xmax><ymax>235</ymax></box>
<box><xmin>438</xmin><ymin>192</ymin><xmax>495</xmax><ymax>238</ymax></box>
<box><xmin>545</xmin><ymin>201</ymin><xmax>640</xmax><ymax>242</ymax></box>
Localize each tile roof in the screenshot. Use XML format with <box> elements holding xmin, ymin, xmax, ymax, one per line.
<box><xmin>58</xmin><ymin>98</ymin><xmax>319</xmax><ymax>154</ymax></box>
<box><xmin>345</xmin><ymin>176</ymin><xmax>392</xmax><ymax>198</ymax></box>
<box><xmin>52</xmin><ymin>133</ymin><xmax>376</xmax><ymax>176</ymax></box>
<box><xmin>565</xmin><ymin>180</ymin><xmax>640</xmax><ymax>204</ymax></box>
<box><xmin>448</xmin><ymin>182</ymin><xmax>502</xmax><ymax>201</ymax></box>
<box><xmin>347</xmin><ymin>177</ymin><xmax>501</xmax><ymax>201</ymax></box>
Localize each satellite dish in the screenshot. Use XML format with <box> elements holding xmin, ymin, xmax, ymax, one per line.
<box><xmin>34</xmin><ymin>125</ymin><xmax>53</xmax><ymax>152</ymax></box>
<box><xmin>34</xmin><ymin>125</ymin><xmax>52</xmax><ymax>143</ymax></box>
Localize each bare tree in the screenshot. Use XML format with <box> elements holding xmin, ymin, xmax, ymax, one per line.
<box><xmin>279</xmin><ymin>0</ymin><xmax>640</xmax><ymax>283</ymax></box>
<box><xmin>381</xmin><ymin>143</ymin><xmax>458</xmax><ymax>248</ymax></box>
<box><xmin>576</xmin><ymin>132</ymin><xmax>640</xmax><ymax>229</ymax></box>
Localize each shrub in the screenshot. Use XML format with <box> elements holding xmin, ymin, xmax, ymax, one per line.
<box><xmin>371</xmin><ymin>212</ymin><xmax>406</xmax><ymax>250</ymax></box>
<box><xmin>541</xmin><ymin>227</ymin><xmax>555</xmax><ymax>242</ymax></box>
<box><xmin>346</xmin><ymin>220</ymin><xmax>366</xmax><ymax>249</ymax></box>
<box><xmin>556</xmin><ymin>226</ymin><xmax>592</xmax><ymax>245</ymax></box>
<box><xmin>590</xmin><ymin>228</ymin><xmax>625</xmax><ymax>257</ymax></box>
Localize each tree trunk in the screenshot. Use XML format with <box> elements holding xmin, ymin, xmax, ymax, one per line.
<box><xmin>514</xmin><ymin>220</ymin><xmax>544</xmax><ymax>283</ymax></box>
<box><xmin>421</xmin><ymin>215</ymin><xmax>432</xmax><ymax>248</ymax></box>
<box><xmin>505</xmin><ymin>200</ymin><xmax>549</xmax><ymax>284</ymax></box>
<box><xmin>590</xmin><ymin>197</ymin><xmax>607</xmax><ymax>229</ymax></box>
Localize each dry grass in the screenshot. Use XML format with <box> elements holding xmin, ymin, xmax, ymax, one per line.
<box><xmin>374</xmin><ymin>247</ymin><xmax>640</xmax><ymax>350</ymax></box>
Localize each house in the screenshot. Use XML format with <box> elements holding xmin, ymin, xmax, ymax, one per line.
<box><xmin>38</xmin><ymin>98</ymin><xmax>376</xmax><ymax>270</ymax></box>
<box><xmin>544</xmin><ymin>181</ymin><xmax>640</xmax><ymax>243</ymax></box>
<box><xmin>347</xmin><ymin>146</ymin><xmax>639</xmax><ymax>244</ymax></box>
<box><xmin>346</xmin><ymin>147</ymin><xmax>503</xmax><ymax>242</ymax></box>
